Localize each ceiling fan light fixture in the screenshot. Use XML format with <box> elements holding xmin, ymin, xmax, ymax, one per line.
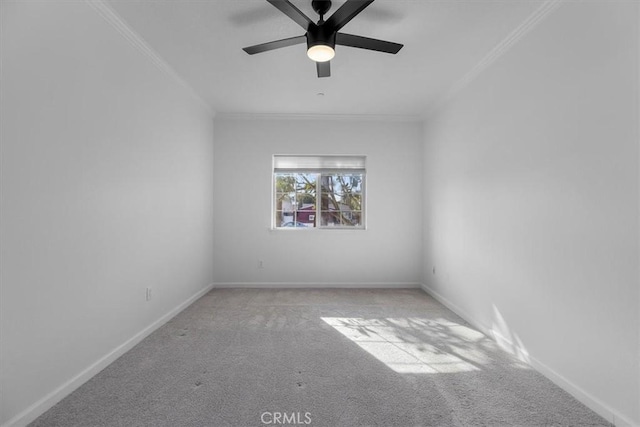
<box><xmin>307</xmin><ymin>44</ymin><xmax>335</xmax><ymax>62</ymax></box>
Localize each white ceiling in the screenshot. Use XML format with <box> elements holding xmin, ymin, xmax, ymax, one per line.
<box><xmin>105</xmin><ymin>0</ymin><xmax>546</xmax><ymax>118</ymax></box>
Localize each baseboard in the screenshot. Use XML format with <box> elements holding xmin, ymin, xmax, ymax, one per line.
<box><xmin>2</xmin><ymin>282</ymin><xmax>215</xmax><ymax>427</ymax></box>
<box><xmin>419</xmin><ymin>283</ymin><xmax>638</xmax><ymax>427</ymax></box>
<box><xmin>213</xmin><ymin>282</ymin><xmax>422</xmax><ymax>289</ymax></box>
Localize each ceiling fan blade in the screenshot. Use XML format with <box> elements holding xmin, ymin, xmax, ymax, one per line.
<box><xmin>243</xmin><ymin>35</ymin><xmax>306</xmax><ymax>55</ymax></box>
<box><xmin>324</xmin><ymin>0</ymin><xmax>375</xmax><ymax>32</ymax></box>
<box><xmin>336</xmin><ymin>33</ymin><xmax>403</xmax><ymax>54</ymax></box>
<box><xmin>316</xmin><ymin>61</ymin><xmax>331</xmax><ymax>78</ymax></box>
<box><xmin>267</xmin><ymin>0</ymin><xmax>313</xmax><ymax>30</ymax></box>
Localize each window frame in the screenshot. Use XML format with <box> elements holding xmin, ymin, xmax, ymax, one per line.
<box><xmin>272</xmin><ymin>155</ymin><xmax>367</xmax><ymax>231</ymax></box>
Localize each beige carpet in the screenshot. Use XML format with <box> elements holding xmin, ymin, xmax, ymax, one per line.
<box><xmin>31</xmin><ymin>288</ymin><xmax>610</xmax><ymax>426</ymax></box>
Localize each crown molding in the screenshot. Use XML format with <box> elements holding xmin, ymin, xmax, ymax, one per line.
<box><xmin>424</xmin><ymin>0</ymin><xmax>562</xmax><ymax>119</ymax></box>
<box><xmin>215</xmin><ymin>112</ymin><xmax>424</xmax><ymax>123</ymax></box>
<box><xmin>85</xmin><ymin>0</ymin><xmax>215</xmax><ymax>117</ymax></box>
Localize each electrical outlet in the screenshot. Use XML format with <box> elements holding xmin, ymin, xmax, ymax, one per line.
<box><xmin>146</xmin><ymin>287</ymin><xmax>152</xmax><ymax>301</ymax></box>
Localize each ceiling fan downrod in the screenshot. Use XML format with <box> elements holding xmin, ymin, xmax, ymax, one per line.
<box><xmin>311</xmin><ymin>0</ymin><xmax>332</xmax><ymax>23</ymax></box>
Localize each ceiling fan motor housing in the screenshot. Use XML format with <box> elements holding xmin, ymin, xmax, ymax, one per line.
<box><xmin>306</xmin><ymin>24</ymin><xmax>336</xmax><ymax>51</ymax></box>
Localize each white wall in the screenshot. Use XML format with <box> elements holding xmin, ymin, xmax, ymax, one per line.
<box><xmin>0</xmin><ymin>2</ymin><xmax>214</xmax><ymax>425</ymax></box>
<box><xmin>213</xmin><ymin>117</ymin><xmax>423</xmax><ymax>286</ymax></box>
<box><xmin>422</xmin><ymin>2</ymin><xmax>639</xmax><ymax>426</ymax></box>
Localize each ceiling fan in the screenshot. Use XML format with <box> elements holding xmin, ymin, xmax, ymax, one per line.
<box><xmin>242</xmin><ymin>0</ymin><xmax>403</xmax><ymax>78</ymax></box>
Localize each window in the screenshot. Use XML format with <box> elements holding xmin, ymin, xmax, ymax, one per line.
<box><xmin>273</xmin><ymin>155</ymin><xmax>365</xmax><ymax>229</ymax></box>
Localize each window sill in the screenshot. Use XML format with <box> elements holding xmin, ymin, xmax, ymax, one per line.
<box><xmin>270</xmin><ymin>226</ymin><xmax>367</xmax><ymax>232</ymax></box>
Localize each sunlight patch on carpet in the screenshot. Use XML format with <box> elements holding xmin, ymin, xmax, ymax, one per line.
<box><xmin>321</xmin><ymin>317</ymin><xmax>483</xmax><ymax>374</ymax></box>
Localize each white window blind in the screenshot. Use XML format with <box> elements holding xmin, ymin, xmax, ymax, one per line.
<box><xmin>273</xmin><ymin>155</ymin><xmax>366</xmax><ymax>173</ymax></box>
